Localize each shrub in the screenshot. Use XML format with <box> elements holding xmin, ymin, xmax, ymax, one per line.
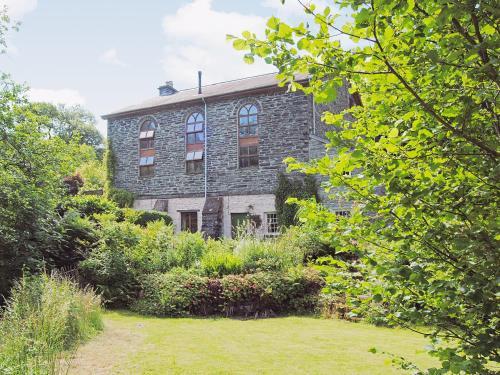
<box><xmin>127</xmin><ymin>209</ymin><xmax>172</xmax><ymax>227</ymax></box>
<box><xmin>132</xmin><ymin>270</ymin><xmax>219</xmax><ymax>316</ymax></box>
<box><xmin>79</xmin><ymin>221</ymin><xmax>142</xmax><ymax>307</ymax></box>
<box><xmin>236</xmin><ymin>238</ymin><xmax>302</xmax><ymax>272</ymax></box>
<box><xmin>133</xmin><ymin>267</ymin><xmax>324</xmax><ymax>317</ymax></box>
<box><xmin>108</xmin><ymin>187</ymin><xmax>134</xmax><ymax>208</ymax></box>
<box><xmin>129</xmin><ymin>221</ymin><xmax>175</xmax><ymax>273</ymax></box>
<box><xmin>0</xmin><ymin>273</ymin><xmax>102</xmax><ymax>375</ymax></box>
<box><xmin>221</xmin><ymin>268</ymin><xmax>324</xmax><ymax>316</ymax></box>
<box><xmin>65</xmin><ymin>195</ymin><xmax>119</xmax><ymax>219</ymax></box>
<box><xmin>200</xmin><ymin>239</ymin><xmax>243</xmax><ymax>276</ymax></box>
<box><xmin>171</xmin><ymin>231</ymin><xmax>206</xmax><ymax>268</ymax></box>
<box><xmin>52</xmin><ymin>210</ymin><xmax>98</xmax><ymax>268</ymax></box>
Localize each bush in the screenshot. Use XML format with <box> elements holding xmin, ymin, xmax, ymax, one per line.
<box><xmin>0</xmin><ymin>273</ymin><xmax>102</xmax><ymax>375</ymax></box>
<box><xmin>133</xmin><ymin>267</ymin><xmax>324</xmax><ymax>317</ymax></box>
<box><xmin>171</xmin><ymin>231</ymin><xmax>206</xmax><ymax>268</ymax></box>
<box><xmin>108</xmin><ymin>187</ymin><xmax>134</xmax><ymax>208</ymax></box>
<box><xmin>52</xmin><ymin>210</ymin><xmax>98</xmax><ymax>268</ymax></box>
<box><xmin>200</xmin><ymin>239</ymin><xmax>243</xmax><ymax>276</ymax></box>
<box><xmin>65</xmin><ymin>195</ymin><xmax>119</xmax><ymax>219</ymax></box>
<box><xmin>79</xmin><ymin>221</ymin><xmax>142</xmax><ymax>307</ymax></box>
<box><xmin>236</xmin><ymin>238</ymin><xmax>302</xmax><ymax>272</ymax></box>
<box><xmin>126</xmin><ymin>209</ymin><xmax>172</xmax><ymax>227</ymax></box>
<box><xmin>132</xmin><ymin>270</ymin><xmax>219</xmax><ymax>316</ymax></box>
<box><xmin>128</xmin><ymin>221</ymin><xmax>175</xmax><ymax>274</ymax></box>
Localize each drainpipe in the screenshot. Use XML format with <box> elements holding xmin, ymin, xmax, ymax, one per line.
<box><xmin>202</xmin><ymin>96</ymin><xmax>207</xmax><ymax>199</ymax></box>
<box><xmin>199</xmin><ymin>71</ymin><xmax>207</xmax><ymax>199</ymax></box>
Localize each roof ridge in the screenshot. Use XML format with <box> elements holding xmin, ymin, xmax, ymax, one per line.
<box><xmin>174</xmin><ymin>71</ymin><xmax>278</xmax><ymax>93</ymax></box>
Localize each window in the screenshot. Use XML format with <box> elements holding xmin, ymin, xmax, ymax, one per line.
<box><xmin>181</xmin><ymin>211</ymin><xmax>198</xmax><ymax>232</ymax></box>
<box><xmin>139</xmin><ymin>118</ymin><xmax>157</xmax><ymax>177</ymax></box>
<box><xmin>266</xmin><ymin>212</ymin><xmax>279</xmax><ymax>234</ymax></box>
<box><xmin>186</xmin><ymin>151</ymin><xmax>203</xmax><ymax>174</ymax></box>
<box><xmin>238</xmin><ymin>104</ymin><xmax>258</xmax><ymax>137</ymax></box>
<box><xmin>239</xmin><ymin>145</ymin><xmax>258</xmax><ymax>168</ymax></box>
<box><xmin>139</xmin><ymin>119</ymin><xmax>156</xmax><ymax>140</ymax></box>
<box><xmin>186</xmin><ymin>112</ymin><xmax>204</xmax><ymax>144</ymax></box>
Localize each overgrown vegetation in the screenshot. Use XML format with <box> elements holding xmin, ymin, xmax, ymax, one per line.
<box><xmin>231</xmin><ymin>0</ymin><xmax>499</xmax><ymax>372</ymax></box>
<box><xmin>275</xmin><ymin>172</ymin><xmax>318</xmax><ymax>227</ymax></box>
<box><xmin>0</xmin><ymin>273</ymin><xmax>102</xmax><ymax>375</ymax></box>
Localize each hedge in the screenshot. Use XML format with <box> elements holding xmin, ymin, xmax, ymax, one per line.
<box><xmin>132</xmin><ymin>267</ymin><xmax>324</xmax><ymax>317</ymax></box>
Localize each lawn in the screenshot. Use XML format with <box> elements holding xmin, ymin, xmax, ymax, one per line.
<box><xmin>69</xmin><ymin>311</ymin><xmax>437</xmax><ymax>374</ymax></box>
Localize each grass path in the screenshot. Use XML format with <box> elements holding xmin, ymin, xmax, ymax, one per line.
<box><xmin>69</xmin><ymin>311</ymin><xmax>437</xmax><ymax>374</ymax></box>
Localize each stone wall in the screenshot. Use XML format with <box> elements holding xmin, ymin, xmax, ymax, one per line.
<box><xmin>107</xmin><ymin>88</ymin><xmax>317</xmax><ymax>200</ymax></box>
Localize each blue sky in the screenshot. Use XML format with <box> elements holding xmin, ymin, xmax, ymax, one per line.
<box><xmin>0</xmin><ymin>0</ymin><xmax>327</xmax><ymax>135</ymax></box>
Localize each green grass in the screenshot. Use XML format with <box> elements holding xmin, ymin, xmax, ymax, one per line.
<box><xmin>69</xmin><ymin>311</ymin><xmax>438</xmax><ymax>374</ymax></box>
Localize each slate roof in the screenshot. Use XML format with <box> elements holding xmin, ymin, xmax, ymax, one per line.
<box><xmin>102</xmin><ymin>72</ymin><xmax>308</xmax><ymax>119</ymax></box>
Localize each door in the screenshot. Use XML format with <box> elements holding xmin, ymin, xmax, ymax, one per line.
<box><xmin>181</xmin><ymin>211</ymin><xmax>198</xmax><ymax>233</ymax></box>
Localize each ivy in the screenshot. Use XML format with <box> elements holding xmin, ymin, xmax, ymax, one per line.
<box><xmin>275</xmin><ymin>173</ymin><xmax>318</xmax><ymax>228</ymax></box>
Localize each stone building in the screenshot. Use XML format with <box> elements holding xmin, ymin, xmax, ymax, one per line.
<box><xmin>103</xmin><ymin>72</ymin><xmax>351</xmax><ymax>238</ymax></box>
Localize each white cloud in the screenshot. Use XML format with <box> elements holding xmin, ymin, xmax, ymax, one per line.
<box><xmin>99</xmin><ymin>48</ymin><xmax>128</xmax><ymax>67</ymax></box>
<box><xmin>161</xmin><ymin>0</ymin><xmax>274</xmax><ymax>89</ymax></box>
<box><xmin>28</xmin><ymin>88</ymin><xmax>86</xmax><ymax>106</ymax></box>
<box><xmin>0</xmin><ymin>0</ymin><xmax>37</xmax><ymax>20</ymax></box>
<box><xmin>261</xmin><ymin>0</ymin><xmax>329</xmax><ymax>18</ymax></box>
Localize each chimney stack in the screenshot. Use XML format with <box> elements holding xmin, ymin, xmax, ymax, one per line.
<box><xmin>198</xmin><ymin>71</ymin><xmax>202</xmax><ymax>95</ymax></box>
<box><xmin>158</xmin><ymin>81</ymin><xmax>177</xmax><ymax>96</ymax></box>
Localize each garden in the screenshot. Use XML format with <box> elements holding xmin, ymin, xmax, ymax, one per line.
<box><xmin>1</xmin><ymin>0</ymin><xmax>498</xmax><ymax>373</ymax></box>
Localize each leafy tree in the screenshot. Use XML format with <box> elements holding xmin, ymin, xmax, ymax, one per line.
<box><xmin>231</xmin><ymin>0</ymin><xmax>499</xmax><ymax>373</ymax></box>
<box><xmin>0</xmin><ymin>76</ymin><xmax>94</xmax><ymax>302</ymax></box>
<box><xmin>31</xmin><ymin>102</ymin><xmax>104</xmax><ymax>159</ymax></box>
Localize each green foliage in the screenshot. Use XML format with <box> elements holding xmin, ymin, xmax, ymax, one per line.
<box><xmin>171</xmin><ymin>230</ymin><xmax>206</xmax><ymax>268</ymax></box>
<box><xmin>200</xmin><ymin>239</ymin><xmax>243</xmax><ymax>276</ymax></box>
<box><xmin>77</xmin><ymin>159</ymin><xmax>106</xmax><ymax>192</ymax></box>
<box><xmin>126</xmin><ymin>209</ymin><xmax>172</xmax><ymax>227</ymax></box>
<box><xmin>30</xmin><ymin>102</ymin><xmax>104</xmax><ymax>159</ymax></box>
<box><xmin>64</xmin><ymin>195</ymin><xmax>120</xmax><ymax>219</ymax></box>
<box><xmin>78</xmin><ymin>220</ymin><xmax>142</xmax><ymax>307</ymax></box>
<box><xmin>231</xmin><ymin>0</ymin><xmax>499</xmax><ymax>372</ymax></box>
<box><xmin>275</xmin><ymin>173</ymin><xmax>318</xmax><ymax>227</ymax></box>
<box><xmin>108</xmin><ymin>187</ymin><xmax>135</xmax><ymax>208</ymax></box>
<box><xmin>0</xmin><ymin>75</ymin><xmax>95</xmax><ymax>302</ymax></box>
<box><xmin>51</xmin><ymin>210</ymin><xmax>98</xmax><ymax>268</ymax></box>
<box><xmin>0</xmin><ymin>273</ymin><xmax>102</xmax><ymax>375</ymax></box>
<box><xmin>236</xmin><ymin>237</ymin><xmax>303</xmax><ymax>272</ymax></box>
<box><xmin>133</xmin><ymin>267</ymin><xmax>324</xmax><ymax>317</ymax></box>
<box><xmin>104</xmin><ymin>140</ymin><xmax>115</xmax><ymax>195</ymax></box>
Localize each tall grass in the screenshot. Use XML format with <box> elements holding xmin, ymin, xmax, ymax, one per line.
<box><xmin>0</xmin><ymin>272</ymin><xmax>103</xmax><ymax>375</ymax></box>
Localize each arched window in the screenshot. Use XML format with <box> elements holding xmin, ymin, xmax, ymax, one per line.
<box><xmin>238</xmin><ymin>104</ymin><xmax>258</xmax><ymax>137</ymax></box>
<box><xmin>185</xmin><ymin>112</ymin><xmax>204</xmax><ymax>174</ymax></box>
<box><xmin>139</xmin><ymin>118</ymin><xmax>157</xmax><ymax>177</ymax></box>
<box><xmin>238</xmin><ymin>104</ymin><xmax>259</xmax><ymax>168</ymax></box>
<box><xmin>186</xmin><ymin>112</ymin><xmax>204</xmax><ymax>144</ymax></box>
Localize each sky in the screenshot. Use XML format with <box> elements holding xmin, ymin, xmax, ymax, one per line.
<box><xmin>0</xmin><ymin>0</ymin><xmax>330</xmax><ymax>135</ymax></box>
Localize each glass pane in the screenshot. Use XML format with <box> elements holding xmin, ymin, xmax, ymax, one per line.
<box><xmin>248</xmin><ymin>115</ymin><xmax>257</xmax><ymax>124</ymax></box>
<box><xmin>248</xmin><ymin>125</ymin><xmax>257</xmax><ymax>135</ymax></box>
<box><xmin>187</xmin><ymin>124</ymin><xmax>195</xmax><ymax>133</ymax></box>
<box><xmin>194</xmin><ymin>123</ymin><xmax>203</xmax><ymax>132</ymax></box>
<box><xmin>248</xmin><ymin>105</ymin><xmax>258</xmax><ymax>114</ymax></box>
<box><xmin>239</xmin><ymin>116</ymin><xmax>248</xmax><ymax>126</ymax></box>
<box><xmin>195</xmin><ymin>132</ymin><xmax>204</xmax><ymax>142</ymax></box>
<box><xmin>249</xmin><ymin>146</ymin><xmax>258</xmax><ymax>155</ymax></box>
<box><xmin>249</xmin><ymin>156</ymin><xmax>258</xmax><ymax>166</ymax></box>
<box><xmin>187</xmin><ymin>133</ymin><xmax>196</xmax><ymax>144</ymax></box>
<box><xmin>239</xmin><ymin>127</ymin><xmax>248</xmax><ymax>137</ymax></box>
<box><xmin>193</xmin><ymin>151</ymin><xmax>203</xmax><ymax>160</ymax></box>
